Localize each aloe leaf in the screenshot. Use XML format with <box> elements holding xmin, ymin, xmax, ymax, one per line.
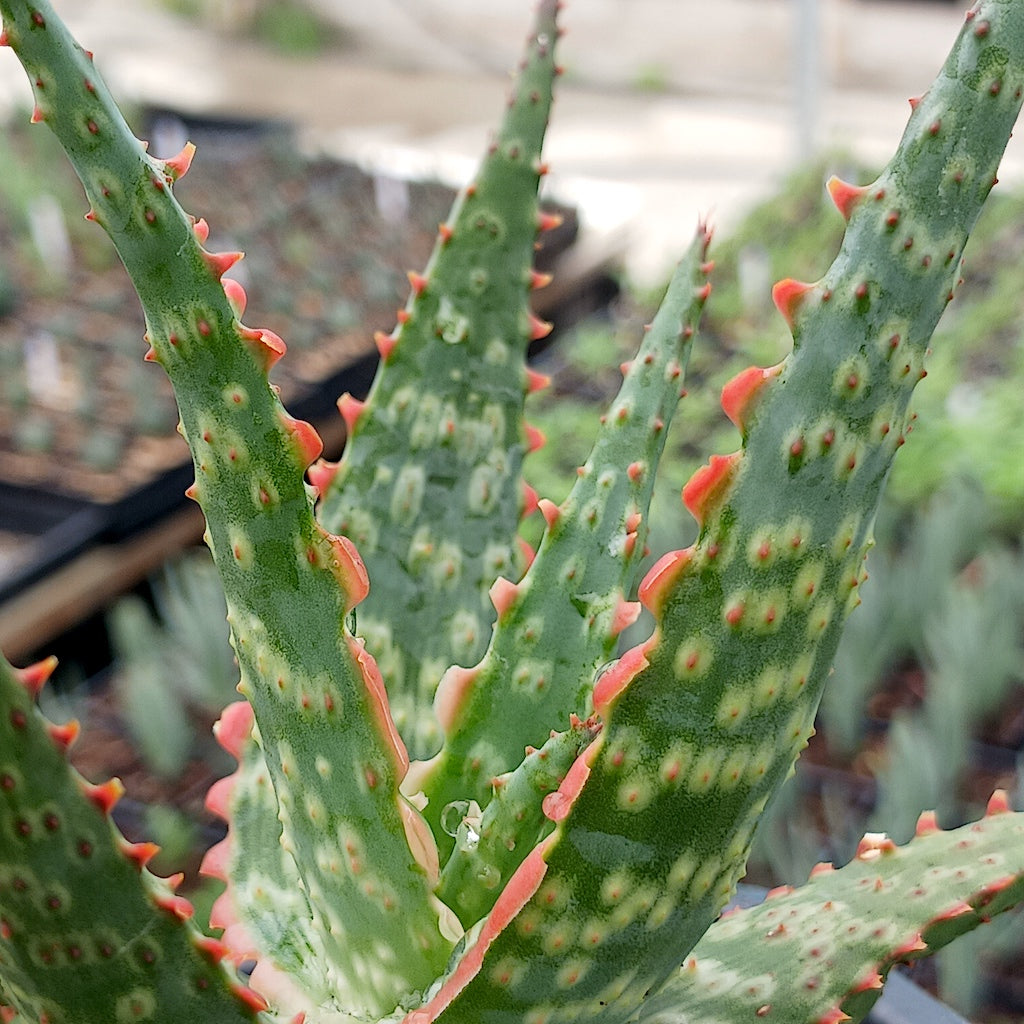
<box><xmin>405</xmin><ymin>6</ymin><xmax>1024</xmax><ymax>1021</ymax></box>
<box><xmin>0</xmin><ymin>655</ymin><xmax>266</xmax><ymax>1023</ymax></box>
<box><xmin>415</xmin><ymin>227</ymin><xmax>712</xmax><ymax>851</ymax></box>
<box><xmin>0</xmin><ymin>1</ymin><xmax>451</xmax><ymax>1012</ymax></box>
<box><xmin>640</xmin><ymin>797</ymin><xmax>1024</xmax><ymax>1024</ymax></box>
<box><xmin>199</xmin><ymin>701</ymin><xmax>328</xmax><ymax>1014</ymax></box>
<box><xmin>315</xmin><ymin>0</ymin><xmax>562</xmax><ymax>760</ymax></box>
<box><xmin>436</xmin><ymin>716</ymin><xmax>601</xmax><ymax>929</ymax></box>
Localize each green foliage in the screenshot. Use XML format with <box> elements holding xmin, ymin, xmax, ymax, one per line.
<box><xmin>3</xmin><ymin>2</ymin><xmax>1024</xmax><ymax>1023</ymax></box>
<box><xmin>107</xmin><ymin>551</ymin><xmax>237</xmax><ymax>780</ymax></box>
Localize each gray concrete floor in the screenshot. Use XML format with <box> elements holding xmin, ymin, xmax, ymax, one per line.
<box><xmin>2</xmin><ymin>1</ymin><xmax>1023</xmax><ymax>283</ymax></box>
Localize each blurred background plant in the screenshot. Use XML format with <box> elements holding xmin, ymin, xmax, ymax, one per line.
<box><xmin>154</xmin><ymin>0</ymin><xmax>346</xmax><ymax>56</ymax></box>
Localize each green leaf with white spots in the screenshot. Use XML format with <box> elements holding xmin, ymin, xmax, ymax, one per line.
<box><xmin>415</xmin><ymin>228</ymin><xmax>712</xmax><ymax>856</ymax></box>
<box><xmin>411</xmin><ymin>5</ymin><xmax>1024</xmax><ymax>1021</ymax></box>
<box><xmin>639</xmin><ymin>803</ymin><xmax>1024</xmax><ymax>1024</ymax></box>
<box><xmin>0</xmin><ymin>0</ymin><xmax>452</xmax><ymax>1013</ymax></box>
<box><xmin>200</xmin><ymin>701</ymin><xmax>330</xmax><ymax>1014</ymax></box>
<box><xmin>0</xmin><ymin>655</ymin><xmax>266</xmax><ymax>1024</ymax></box>
<box><xmin>437</xmin><ymin>717</ymin><xmax>601</xmax><ymax>929</ymax></box>
<box><xmin>314</xmin><ymin>0</ymin><xmax>562</xmax><ymax>762</ymax></box>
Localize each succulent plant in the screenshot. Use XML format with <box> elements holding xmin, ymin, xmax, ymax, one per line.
<box><xmin>3</xmin><ymin>2</ymin><xmax>1024</xmax><ymax>1023</ymax></box>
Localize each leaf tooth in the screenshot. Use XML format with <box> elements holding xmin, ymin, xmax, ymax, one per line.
<box><xmin>826</xmin><ymin>175</ymin><xmax>870</xmax><ymax>220</ymax></box>
<box><xmin>521</xmin><ymin>481</ymin><xmax>540</xmax><ymax>517</ymax></box>
<box><xmin>278</xmin><ymin>412</ymin><xmax>323</xmax><ymax>467</ymax></box>
<box><xmin>538</xmin><ymin>497</ymin><xmax>561</xmax><ymax>529</ymax></box>
<box><xmin>638</xmin><ymin>547</ymin><xmax>694</xmax><ymax>616</ymax></box>
<box><xmin>538</xmin><ymin>210</ymin><xmax>563</xmax><ymax>232</ymax></box>
<box><xmin>214</xmin><ymin>704</ymin><xmax>253</xmax><ymax>761</ymax></box>
<box><xmin>681</xmin><ymin>452</ymin><xmax>741</xmax><ymax>527</ymax></box>
<box><xmin>813</xmin><ymin>1009</ymin><xmax>852</xmax><ymax>1024</ymax></box>
<box><xmin>609</xmin><ymin>599</ymin><xmax>641</xmax><ymax>637</ymax></box>
<box><xmin>855</xmin><ymin>832</ymin><xmax>898</xmax><ymax>860</ymax></box>
<box><xmin>204</xmin><ymin>774</ymin><xmax>236</xmax><ymax>821</ymax></box>
<box><xmin>518</xmin><ymin>536</ymin><xmax>536</xmax><ymax>569</ymax></box>
<box><xmin>224</xmin><ymin>277</ymin><xmax>247</xmax><ymax>317</ymax></box>
<box><xmin>720</xmin><ymin>362</ymin><xmax>784</xmax><ymax>432</ymax></box>
<box><xmin>592</xmin><ymin>643</ymin><xmax>651</xmax><ymax>716</ymax></box>
<box><xmin>435</xmin><ymin>665</ymin><xmax>482</xmax><ymax>735</ymax></box>
<box><xmin>489</xmin><ymin>576</ymin><xmax>520</xmax><ymax>618</ymax></box>
<box><xmin>46</xmin><ymin>718</ymin><xmax>80</xmax><ymax>751</ymax></box>
<box><xmin>236</xmin><ymin>324</ymin><xmax>286</xmax><ymax>372</ymax></box>
<box><xmin>374</xmin><ymin>329</ymin><xmax>397</xmax><ymax>362</ymax></box>
<box><xmin>229</xmin><ymin>983</ymin><xmax>269</xmax><ymax>1014</ymax></box>
<box><xmin>79</xmin><ymin>777</ymin><xmax>124</xmax><ymax>815</ymax></box>
<box><xmin>987</xmin><ymin>789</ymin><xmax>1013</xmax><ymax>815</ymax></box>
<box><xmin>526</xmin><ymin>366</ymin><xmax>550</xmax><ymax>393</ymax></box>
<box><xmin>337</xmin><ymin>392</ymin><xmax>366</xmax><ymax>434</ymax></box>
<box><xmin>15</xmin><ymin>656</ymin><xmax>58</xmax><ymax>698</ymax></box>
<box><xmin>541</xmin><ymin>748</ymin><xmax>594</xmax><ymax>822</ymax></box>
<box><xmin>308</xmin><ymin>458</ymin><xmax>340</xmax><ymax>494</ymax></box>
<box><xmin>405</xmin><ymin>835</ymin><xmax>558</xmax><ymax>1024</ymax></box>
<box><xmin>771</xmin><ymin>278</ymin><xmax>815</xmax><ymax>330</ymax></box>
<box><xmin>162</xmin><ymin>141</ymin><xmax>196</xmax><ymax>181</ymax></box>
<box><xmin>119</xmin><ymin>838</ymin><xmax>161</xmax><ymax>871</ymax></box>
<box><xmin>528</xmin><ymin>313</ymin><xmax>553</xmax><ymax>341</ymax></box>
<box><xmin>154</xmin><ymin>891</ymin><xmax>195</xmax><ymax>921</ymax></box>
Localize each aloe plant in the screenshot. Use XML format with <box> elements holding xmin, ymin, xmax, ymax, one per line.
<box><xmin>3</xmin><ymin>2</ymin><xmax>1024</xmax><ymax>1022</ymax></box>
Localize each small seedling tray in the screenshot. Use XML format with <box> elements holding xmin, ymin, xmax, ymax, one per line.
<box><xmin>0</xmin><ymin>111</ymin><xmax>586</xmax><ymax>605</ymax></box>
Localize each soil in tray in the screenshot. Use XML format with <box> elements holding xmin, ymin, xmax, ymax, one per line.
<box><xmin>0</xmin><ymin>116</ymin><xmax>569</xmax><ymax>508</ymax></box>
